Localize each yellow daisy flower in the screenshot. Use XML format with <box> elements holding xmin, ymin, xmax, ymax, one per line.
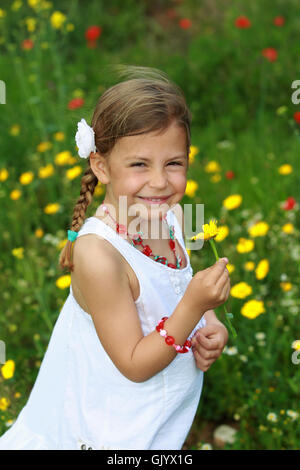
<box><xmin>35</xmin><ymin>228</ymin><xmax>44</xmax><ymax>238</ymax></box>
<box><xmin>0</xmin><ymin>168</ymin><xmax>9</xmax><ymax>182</ymax></box>
<box><xmin>241</xmin><ymin>299</ymin><xmax>266</xmax><ymax>319</ymax></box>
<box><xmin>185</xmin><ymin>179</ymin><xmax>198</xmax><ymax>198</ymax></box>
<box><xmin>280</xmin><ymin>282</ymin><xmax>292</xmax><ymax>292</ymax></box>
<box><xmin>1</xmin><ymin>359</ymin><xmax>15</xmax><ymax>379</ymax></box>
<box><xmin>10</xmin><ymin>189</ymin><xmax>22</xmax><ymax>200</ymax></box>
<box><xmin>12</xmin><ymin>247</ymin><xmax>24</xmax><ymax>259</ymax></box>
<box><xmin>236</xmin><ymin>238</ymin><xmax>254</xmax><ymax>253</ymax></box>
<box><xmin>19</xmin><ymin>171</ymin><xmax>34</xmax><ymax>185</ymax></box>
<box><xmin>54</xmin><ymin>150</ymin><xmax>73</xmax><ymax>166</ymax></box>
<box><xmin>0</xmin><ymin>397</ymin><xmax>11</xmax><ymax>411</ymax></box>
<box><xmin>222</xmin><ymin>194</ymin><xmax>242</xmax><ymax>210</ymax></box>
<box><xmin>230</xmin><ymin>282</ymin><xmax>253</xmax><ymax>299</ymax></box>
<box><xmin>37</xmin><ymin>141</ymin><xmax>52</xmax><ymax>152</ymax></box>
<box><xmin>56</xmin><ymin>274</ymin><xmax>71</xmax><ymax>289</ymax></box>
<box><xmin>214</xmin><ymin>225</ymin><xmax>229</xmax><ymax>242</ymax></box>
<box><xmin>53</xmin><ymin>131</ymin><xmax>65</xmax><ymax>141</ymax></box>
<box><xmin>66</xmin><ymin>165</ymin><xmax>82</xmax><ymax>180</ymax></box>
<box><xmin>38</xmin><ymin>163</ymin><xmax>55</xmax><ymax>179</ymax></box>
<box><xmin>10</xmin><ymin>124</ymin><xmax>20</xmax><ymax>136</ymax></box>
<box><xmin>244</xmin><ymin>261</ymin><xmax>255</xmax><ymax>271</ymax></box>
<box><xmin>204</xmin><ymin>161</ymin><xmax>221</xmax><ymax>173</ymax></box>
<box><xmin>278</xmin><ymin>164</ymin><xmax>293</xmax><ymax>175</ymax></box>
<box><xmin>248</xmin><ymin>221</ymin><xmax>269</xmax><ymax>237</ymax></box>
<box><xmin>50</xmin><ymin>11</ymin><xmax>66</xmax><ymax>29</ymax></box>
<box><xmin>282</xmin><ymin>223</ymin><xmax>294</xmax><ymax>234</ymax></box>
<box><xmin>255</xmin><ymin>259</ymin><xmax>269</xmax><ymax>280</ymax></box>
<box><xmin>44</xmin><ymin>203</ymin><xmax>60</xmax><ymax>214</ymax></box>
<box><xmin>189</xmin><ymin>145</ymin><xmax>199</xmax><ymax>164</ymax></box>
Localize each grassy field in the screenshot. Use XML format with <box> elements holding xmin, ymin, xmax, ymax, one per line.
<box><xmin>0</xmin><ymin>0</ymin><xmax>299</xmax><ymax>450</ymax></box>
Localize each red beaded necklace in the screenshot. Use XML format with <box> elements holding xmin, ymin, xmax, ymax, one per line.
<box><xmin>99</xmin><ymin>203</ymin><xmax>182</xmax><ymax>269</ymax></box>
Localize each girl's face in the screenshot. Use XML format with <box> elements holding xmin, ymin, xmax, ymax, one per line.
<box><xmin>92</xmin><ymin>119</ymin><xmax>188</xmax><ymax>230</ymax></box>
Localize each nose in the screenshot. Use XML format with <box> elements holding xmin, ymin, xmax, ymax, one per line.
<box><xmin>148</xmin><ymin>168</ymin><xmax>168</xmax><ymax>189</ymax></box>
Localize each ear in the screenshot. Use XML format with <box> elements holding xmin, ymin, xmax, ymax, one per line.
<box><xmin>90</xmin><ymin>152</ymin><xmax>110</xmax><ymax>185</ymax></box>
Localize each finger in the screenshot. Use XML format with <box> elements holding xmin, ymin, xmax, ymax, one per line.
<box><xmin>193</xmin><ymin>341</ymin><xmax>221</xmax><ymax>360</ymax></box>
<box><xmin>209</xmin><ymin>258</ymin><xmax>229</xmax><ymax>284</ymax></box>
<box><xmin>196</xmin><ymin>333</ymin><xmax>221</xmax><ymax>351</ymax></box>
<box><xmin>193</xmin><ymin>349</ymin><xmax>215</xmax><ymax>371</ymax></box>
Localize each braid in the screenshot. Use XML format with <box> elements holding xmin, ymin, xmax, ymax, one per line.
<box><xmin>58</xmin><ymin>162</ymin><xmax>98</xmax><ymax>272</ymax></box>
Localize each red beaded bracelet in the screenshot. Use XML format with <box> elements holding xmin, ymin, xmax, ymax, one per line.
<box><xmin>155</xmin><ymin>316</ymin><xmax>192</xmax><ymax>353</ymax></box>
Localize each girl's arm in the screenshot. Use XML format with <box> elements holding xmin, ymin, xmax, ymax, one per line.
<box><xmin>73</xmin><ymin>236</ymin><xmax>206</xmax><ymax>383</ymax></box>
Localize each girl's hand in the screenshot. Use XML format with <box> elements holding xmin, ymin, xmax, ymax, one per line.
<box><xmin>191</xmin><ymin>323</ymin><xmax>228</xmax><ymax>372</ymax></box>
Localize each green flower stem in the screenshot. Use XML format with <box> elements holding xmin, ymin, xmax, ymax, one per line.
<box><xmin>209</xmin><ymin>238</ymin><xmax>238</xmax><ymax>338</ymax></box>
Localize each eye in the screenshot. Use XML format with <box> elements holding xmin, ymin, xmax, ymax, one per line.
<box><xmin>130</xmin><ymin>162</ymin><xmax>182</xmax><ymax>167</ymax></box>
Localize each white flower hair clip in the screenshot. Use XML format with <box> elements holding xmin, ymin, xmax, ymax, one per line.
<box><xmin>75</xmin><ymin>118</ymin><xmax>96</xmax><ymax>158</ymax></box>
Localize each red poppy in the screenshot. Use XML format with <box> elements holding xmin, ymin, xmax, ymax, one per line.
<box><xmin>68</xmin><ymin>97</ymin><xmax>84</xmax><ymax>110</ymax></box>
<box><xmin>274</xmin><ymin>16</ymin><xmax>285</xmax><ymax>26</ymax></box>
<box><xmin>262</xmin><ymin>48</ymin><xmax>277</xmax><ymax>62</ymax></box>
<box><xmin>283</xmin><ymin>197</ymin><xmax>296</xmax><ymax>210</ymax></box>
<box><xmin>225</xmin><ymin>170</ymin><xmax>235</xmax><ymax>180</ymax></box>
<box><xmin>235</xmin><ymin>16</ymin><xmax>251</xmax><ymax>28</ymax></box>
<box><xmin>293</xmin><ymin>111</ymin><xmax>300</xmax><ymax>124</ymax></box>
<box><xmin>85</xmin><ymin>26</ymin><xmax>102</xmax><ymax>41</ymax></box>
<box><xmin>179</xmin><ymin>18</ymin><xmax>192</xmax><ymax>29</ymax></box>
<box><xmin>21</xmin><ymin>39</ymin><xmax>34</xmax><ymax>50</ymax></box>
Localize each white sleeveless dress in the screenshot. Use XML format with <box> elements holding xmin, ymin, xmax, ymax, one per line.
<box><xmin>0</xmin><ymin>208</ymin><xmax>206</xmax><ymax>450</ymax></box>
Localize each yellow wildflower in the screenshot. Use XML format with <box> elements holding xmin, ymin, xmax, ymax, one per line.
<box><xmin>248</xmin><ymin>221</ymin><xmax>269</xmax><ymax>237</ymax></box>
<box><xmin>185</xmin><ymin>179</ymin><xmax>198</xmax><ymax>198</ymax></box>
<box><xmin>205</xmin><ymin>161</ymin><xmax>221</xmax><ymax>173</ymax></box>
<box><xmin>25</xmin><ymin>17</ymin><xmax>36</xmax><ymax>32</ymax></box>
<box><xmin>53</xmin><ymin>131</ymin><xmax>65</xmax><ymax>141</ymax></box>
<box><xmin>19</xmin><ymin>171</ymin><xmax>34</xmax><ymax>185</ymax></box>
<box><xmin>28</xmin><ymin>0</ymin><xmax>40</xmax><ymax>8</ymax></box>
<box><xmin>56</xmin><ymin>274</ymin><xmax>71</xmax><ymax>289</ymax></box>
<box><xmin>236</xmin><ymin>238</ymin><xmax>254</xmax><ymax>253</ymax></box>
<box><xmin>39</xmin><ymin>163</ymin><xmax>55</xmax><ymax>179</ymax></box>
<box><xmin>0</xmin><ymin>168</ymin><xmax>9</xmax><ymax>182</ymax></box>
<box><xmin>191</xmin><ymin>219</ymin><xmax>219</xmax><ymax>241</ymax></box>
<box><xmin>35</xmin><ymin>228</ymin><xmax>44</xmax><ymax>238</ymax></box>
<box><xmin>244</xmin><ymin>261</ymin><xmax>255</xmax><ymax>271</ymax></box>
<box><xmin>278</xmin><ymin>164</ymin><xmax>293</xmax><ymax>175</ymax></box>
<box><xmin>189</xmin><ymin>145</ymin><xmax>199</xmax><ymax>164</ymax></box>
<box><xmin>187</xmin><ymin>249</ymin><xmax>191</xmax><ymax>258</ymax></box>
<box><xmin>241</xmin><ymin>299</ymin><xmax>266</xmax><ymax>319</ymax></box>
<box><xmin>10</xmin><ymin>189</ymin><xmax>22</xmax><ymax>200</ymax></box>
<box><xmin>14</xmin><ymin>392</ymin><xmax>21</xmax><ymax>398</ymax></box>
<box><xmin>72</xmin><ymin>89</ymin><xmax>84</xmax><ymax>98</ymax></box>
<box><xmin>280</xmin><ymin>282</ymin><xmax>292</xmax><ymax>292</ymax></box>
<box><xmin>57</xmin><ymin>238</ymin><xmax>68</xmax><ymax>250</ymax></box>
<box><xmin>0</xmin><ymin>9</ymin><xmax>6</xmax><ymax>17</ymax></box>
<box><xmin>0</xmin><ymin>398</ymin><xmax>11</xmax><ymax>411</ymax></box>
<box><xmin>214</xmin><ymin>225</ymin><xmax>229</xmax><ymax>242</ymax></box>
<box><xmin>37</xmin><ymin>141</ymin><xmax>52</xmax><ymax>152</ymax></box>
<box><xmin>94</xmin><ymin>183</ymin><xmax>105</xmax><ymax>197</ymax></box>
<box><xmin>50</xmin><ymin>11</ymin><xmax>66</xmax><ymax>29</ymax></box>
<box><xmin>255</xmin><ymin>259</ymin><xmax>269</xmax><ymax>280</ymax></box>
<box><xmin>1</xmin><ymin>359</ymin><xmax>15</xmax><ymax>379</ymax></box>
<box><xmin>66</xmin><ymin>165</ymin><xmax>82</xmax><ymax>180</ymax></box>
<box><xmin>54</xmin><ymin>150</ymin><xmax>73</xmax><ymax>166</ymax></box>
<box><xmin>210</xmin><ymin>174</ymin><xmax>221</xmax><ymax>183</ymax></box>
<box><xmin>44</xmin><ymin>203</ymin><xmax>60</xmax><ymax>215</ymax></box>
<box><xmin>12</xmin><ymin>247</ymin><xmax>24</xmax><ymax>259</ymax></box>
<box><xmin>10</xmin><ymin>124</ymin><xmax>20</xmax><ymax>136</ymax></box>
<box><xmin>230</xmin><ymin>282</ymin><xmax>253</xmax><ymax>299</ymax></box>
<box><xmin>291</xmin><ymin>340</ymin><xmax>300</xmax><ymax>350</ymax></box>
<box><xmin>282</xmin><ymin>223</ymin><xmax>294</xmax><ymax>234</ymax></box>
<box><xmin>226</xmin><ymin>263</ymin><xmax>234</xmax><ymax>274</ymax></box>
<box><xmin>222</xmin><ymin>194</ymin><xmax>242</xmax><ymax>210</ymax></box>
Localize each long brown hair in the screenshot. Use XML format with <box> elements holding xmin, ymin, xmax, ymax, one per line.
<box><xmin>58</xmin><ymin>65</ymin><xmax>192</xmax><ymax>272</ymax></box>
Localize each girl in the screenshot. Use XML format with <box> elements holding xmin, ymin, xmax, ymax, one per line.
<box><xmin>0</xmin><ymin>66</ymin><xmax>230</xmax><ymax>450</ymax></box>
